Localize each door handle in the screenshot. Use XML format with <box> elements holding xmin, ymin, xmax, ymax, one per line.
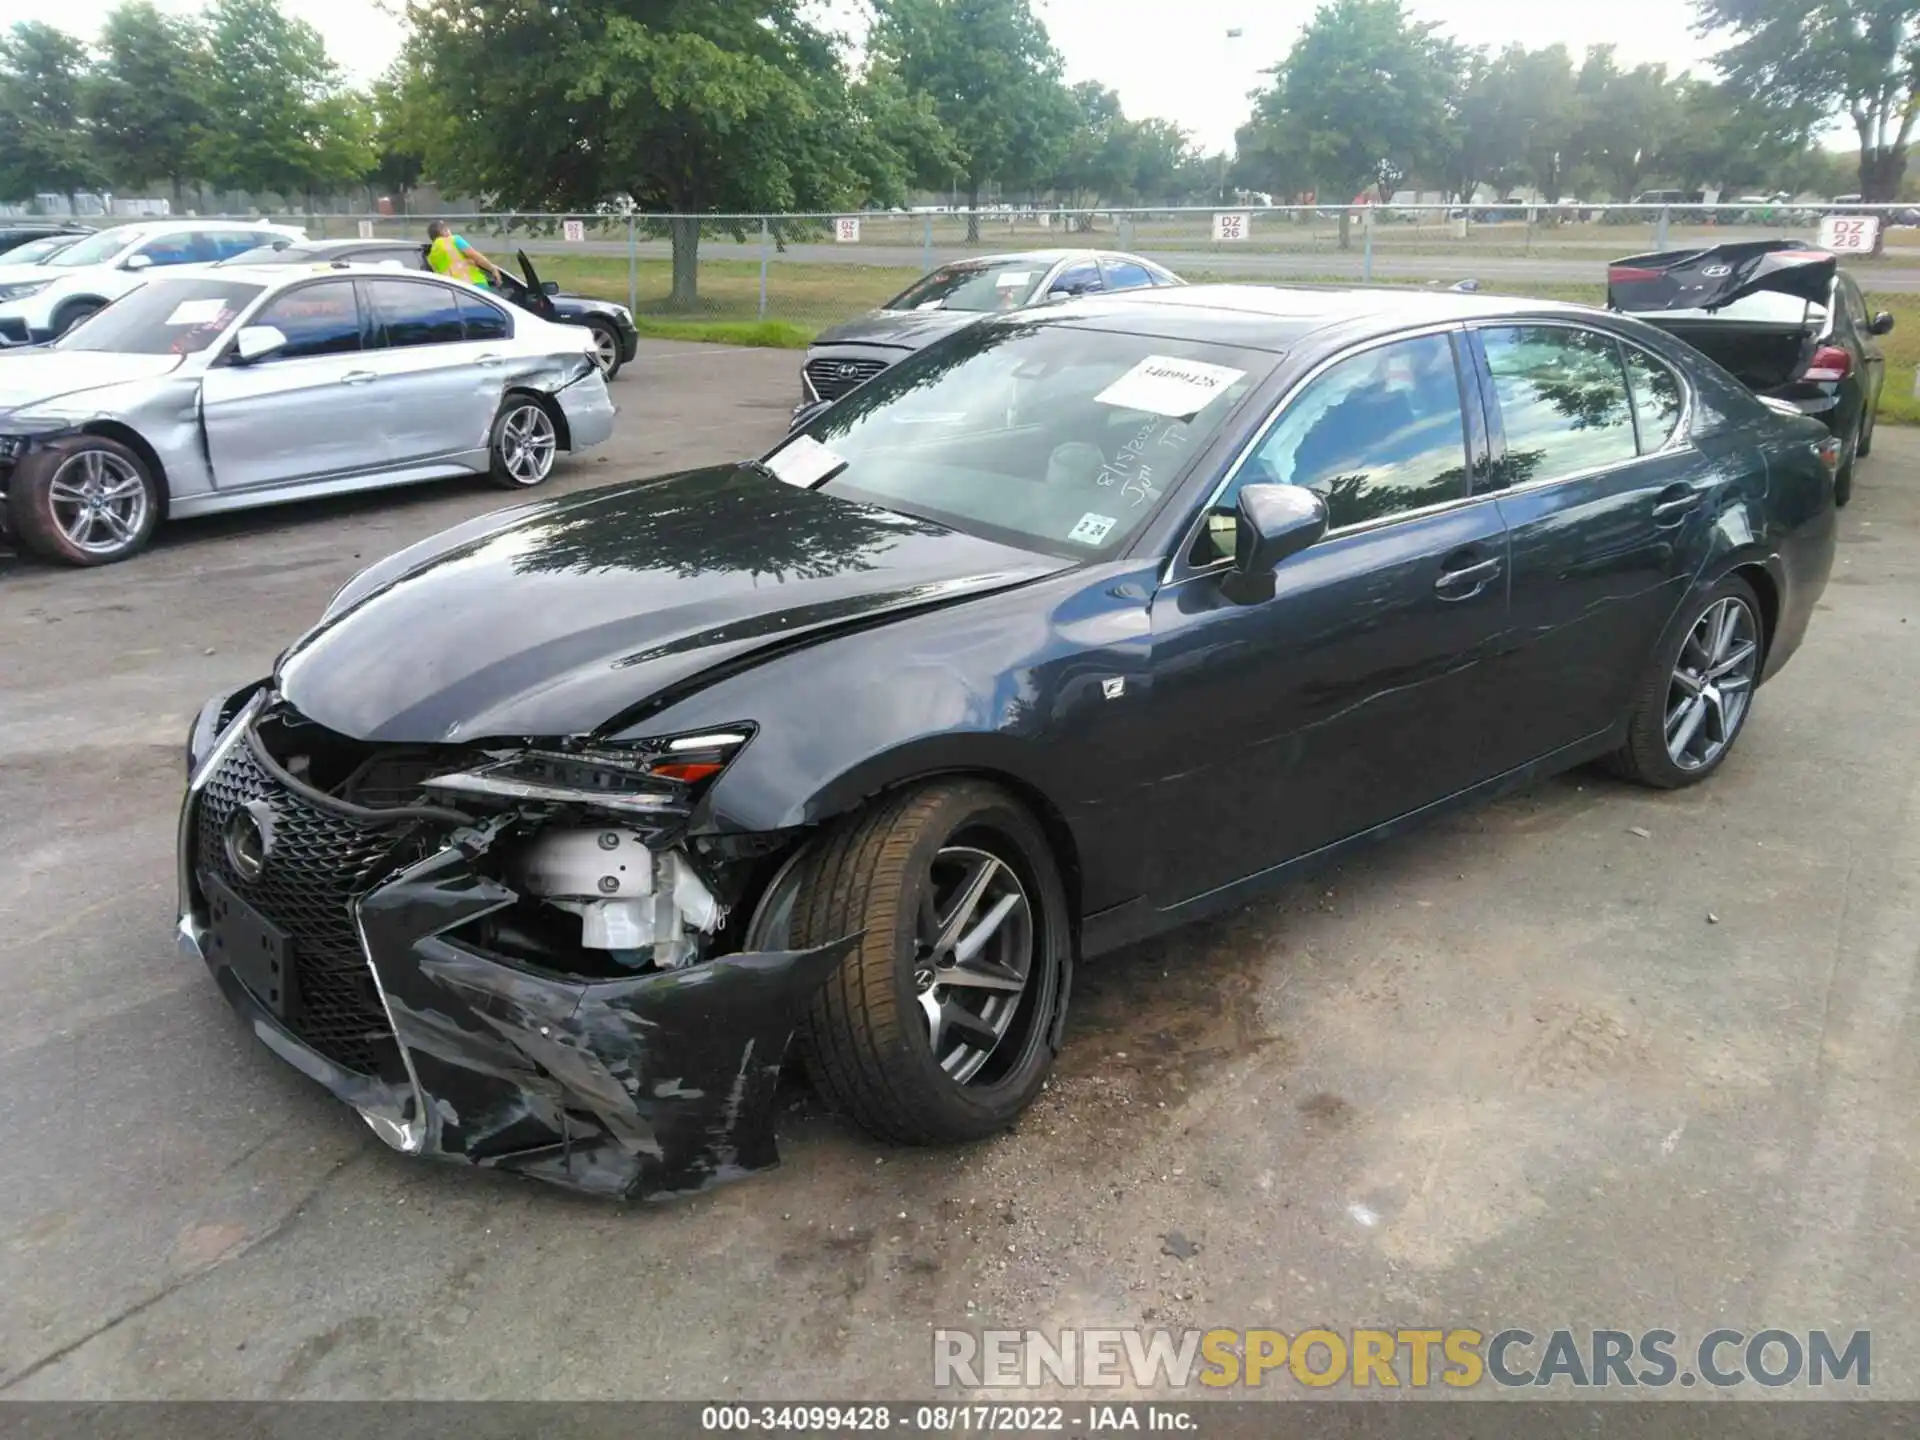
<box><xmin>475</xmin><ymin>352</ymin><xmax>504</xmax><ymax>366</ymax></box>
<box><xmin>1652</xmin><ymin>485</ymin><xmax>1700</xmax><ymax>523</ymax></box>
<box><xmin>1434</xmin><ymin>554</ymin><xmax>1502</xmax><ymax>599</ymax></box>
<box><xmin>339</xmin><ymin>370</ymin><xmax>378</xmax><ymax>385</ymax></box>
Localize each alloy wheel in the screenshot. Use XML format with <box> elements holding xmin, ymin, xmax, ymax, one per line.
<box><xmin>912</xmin><ymin>845</ymin><xmax>1035</xmax><ymax>1084</ymax></box>
<box><xmin>1665</xmin><ymin>596</ymin><xmax>1759</xmax><ymax>772</ymax></box>
<box><xmin>47</xmin><ymin>448</ymin><xmax>149</xmax><ymax>557</ymax></box>
<box><xmin>589</xmin><ymin>327</ymin><xmax>620</xmax><ymax>375</ymax></box>
<box><xmin>499</xmin><ymin>403</ymin><xmax>556</xmax><ymax>484</ymax></box>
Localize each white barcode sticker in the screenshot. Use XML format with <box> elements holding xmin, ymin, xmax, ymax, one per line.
<box><xmin>763</xmin><ymin>434</ymin><xmax>847</xmax><ymax>488</ymax></box>
<box><xmin>1095</xmin><ymin>356</ymin><xmax>1245</xmax><ymax>418</ymax></box>
<box><xmin>1068</xmin><ymin>512</ymin><xmax>1118</xmax><ymax>545</ymax></box>
<box><xmin>165</xmin><ymin>299</ymin><xmax>229</xmax><ymax>326</ymax></box>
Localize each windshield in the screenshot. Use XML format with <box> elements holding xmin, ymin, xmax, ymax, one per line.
<box><xmin>885</xmin><ymin>262</ymin><xmax>1049</xmax><ymax>313</ymax></box>
<box><xmin>769</xmin><ymin>321</ymin><xmax>1275</xmax><ymax>557</ymax></box>
<box><xmin>7</xmin><ymin>236</ymin><xmax>79</xmax><ymax>266</ymax></box>
<box><xmin>55</xmin><ymin>278</ymin><xmax>264</xmax><ymax>355</ymax></box>
<box><xmin>47</xmin><ymin>228</ymin><xmax>137</xmax><ymax>267</ymax></box>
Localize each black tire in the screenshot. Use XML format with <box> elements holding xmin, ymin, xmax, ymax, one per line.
<box><xmin>1856</xmin><ymin>404</ymin><xmax>1875</xmax><ymax>459</ymax></box>
<box><xmin>584</xmin><ymin>320</ymin><xmax>623</xmax><ymax>380</ymax></box>
<box><xmin>1606</xmin><ymin>575</ymin><xmax>1764</xmax><ymax>789</ymax></box>
<box><xmin>6</xmin><ymin>435</ymin><xmax>161</xmax><ymax>566</ymax></box>
<box><xmin>51</xmin><ymin>299</ymin><xmax>102</xmax><ymax>337</ymax></box>
<box><xmin>1834</xmin><ymin>412</ymin><xmax>1861</xmax><ymax>508</ymax></box>
<box><xmin>793</xmin><ymin>781</ymin><xmax>1070</xmax><ymax>1145</ymax></box>
<box><xmin>485</xmin><ymin>392</ymin><xmax>560</xmax><ymax>489</ymax></box>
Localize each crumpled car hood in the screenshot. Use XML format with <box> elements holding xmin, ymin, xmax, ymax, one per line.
<box><xmin>277</xmin><ymin>464</ymin><xmax>1068</xmax><ymax>743</ymax></box>
<box><xmin>0</xmin><ymin>350</ymin><xmax>184</xmax><ymax>412</ymax></box>
<box><xmin>812</xmin><ymin>307</ymin><xmax>984</xmax><ymax>348</ymax></box>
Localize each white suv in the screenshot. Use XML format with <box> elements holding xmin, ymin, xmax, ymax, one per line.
<box><xmin>0</xmin><ymin>220</ymin><xmax>306</xmax><ymax>344</ymax></box>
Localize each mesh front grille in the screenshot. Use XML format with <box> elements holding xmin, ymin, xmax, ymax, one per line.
<box><xmin>194</xmin><ymin>736</ymin><xmax>404</xmax><ymax>1077</ymax></box>
<box><xmin>804</xmin><ymin>356</ymin><xmax>889</xmax><ymax>400</ymax></box>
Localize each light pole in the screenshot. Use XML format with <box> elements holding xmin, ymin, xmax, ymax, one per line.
<box><xmin>1221</xmin><ymin>28</ymin><xmax>1242</xmax><ymax>205</ymax></box>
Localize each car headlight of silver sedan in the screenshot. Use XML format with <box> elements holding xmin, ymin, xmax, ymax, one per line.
<box><xmin>0</xmin><ymin>280</ymin><xmax>50</xmax><ymax>303</ymax></box>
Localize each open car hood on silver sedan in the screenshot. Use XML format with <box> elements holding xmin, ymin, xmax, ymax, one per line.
<box><xmin>276</xmin><ymin>464</ymin><xmax>1070</xmax><ymax>744</ymax></box>
<box><xmin>0</xmin><ymin>350</ymin><xmax>185</xmax><ymax>413</ymax></box>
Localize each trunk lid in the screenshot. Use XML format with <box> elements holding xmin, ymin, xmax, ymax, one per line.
<box><xmin>1607</xmin><ymin>240</ymin><xmax>1836</xmax><ymax>314</ymax></box>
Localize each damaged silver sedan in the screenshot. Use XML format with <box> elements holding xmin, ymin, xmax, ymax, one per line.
<box><xmin>0</xmin><ymin>265</ymin><xmax>614</xmax><ymax>566</ymax></box>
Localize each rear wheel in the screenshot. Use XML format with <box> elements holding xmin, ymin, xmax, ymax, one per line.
<box><xmin>486</xmin><ymin>393</ymin><xmax>559</xmax><ymax>489</ymax></box>
<box><xmin>782</xmin><ymin>781</ymin><xmax>1070</xmax><ymax>1145</ymax></box>
<box><xmin>1606</xmin><ymin>576</ymin><xmax>1763</xmax><ymax>789</ymax></box>
<box><xmin>1856</xmin><ymin>403</ymin><xmax>1876</xmax><ymax>459</ymax></box>
<box><xmin>584</xmin><ymin>320</ymin><xmax>623</xmax><ymax>380</ymax></box>
<box><xmin>6</xmin><ymin>436</ymin><xmax>161</xmax><ymax>566</ymax></box>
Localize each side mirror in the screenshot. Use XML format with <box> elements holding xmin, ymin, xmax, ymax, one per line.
<box><xmin>123</xmin><ymin>253</ymin><xmax>153</xmax><ymax>271</ymax></box>
<box><xmin>541</xmin><ymin>281</ymin><xmax>560</xmax><ymax>296</ymax></box>
<box><xmin>1221</xmin><ymin>483</ymin><xmax>1328</xmax><ymax>604</ymax></box>
<box><xmin>1870</xmin><ymin>311</ymin><xmax>1895</xmax><ymax>335</ymax></box>
<box><xmin>233</xmin><ymin>324</ymin><xmax>287</xmax><ymax>363</ymax></box>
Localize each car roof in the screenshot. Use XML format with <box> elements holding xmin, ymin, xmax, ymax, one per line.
<box><xmin>199</xmin><ymin>262</ymin><xmax>476</xmax><ymax>288</ymax></box>
<box><xmin>940</xmin><ymin>249</ymin><xmax>1142</xmax><ymax>268</ymax></box>
<box><xmin>1032</xmin><ymin>282</ymin><xmax>1605</xmax><ymax>351</ymax></box>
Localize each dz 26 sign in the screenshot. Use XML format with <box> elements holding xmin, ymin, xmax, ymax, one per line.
<box><xmin>835</xmin><ymin>217</ymin><xmax>861</xmax><ymax>243</ymax></box>
<box><xmin>1818</xmin><ymin>214</ymin><xmax>1879</xmax><ymax>254</ymax></box>
<box><xmin>1212</xmin><ymin>212</ymin><xmax>1251</xmax><ymax>243</ymax></box>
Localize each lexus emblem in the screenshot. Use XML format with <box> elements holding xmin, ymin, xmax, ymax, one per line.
<box><xmin>224</xmin><ymin>799</ymin><xmax>276</xmax><ymax>883</ymax></box>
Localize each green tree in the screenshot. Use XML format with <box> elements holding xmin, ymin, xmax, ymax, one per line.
<box><xmin>1240</xmin><ymin>0</ymin><xmax>1455</xmax><ymax>244</ymax></box>
<box><xmin>1699</xmin><ymin>0</ymin><xmax>1920</xmax><ymax>201</ymax></box>
<box><xmin>870</xmin><ymin>0</ymin><xmax>1071</xmax><ymax>238</ymax></box>
<box><xmin>846</xmin><ymin>59</ymin><xmax>960</xmax><ymax>209</ymax></box>
<box><xmin>1128</xmin><ymin>118</ymin><xmax>1200</xmax><ymax>204</ymax></box>
<box><xmin>370</xmin><ymin>57</ymin><xmax>453</xmax><ymax>208</ymax></box>
<box><xmin>0</xmin><ymin>22</ymin><xmax>100</xmax><ymax>207</ymax></box>
<box><xmin>409</xmin><ymin>0</ymin><xmax>875</xmax><ymax>306</ymax></box>
<box><xmin>1661</xmin><ymin>78</ymin><xmax>1814</xmax><ymax>193</ymax></box>
<box><xmin>1050</xmin><ymin>82</ymin><xmax>1139</xmax><ymax>222</ymax></box>
<box><xmin>1572</xmin><ymin>47</ymin><xmax>1683</xmax><ymax>200</ymax></box>
<box><xmin>86</xmin><ymin>3</ymin><xmax>212</xmax><ymax>211</ymax></box>
<box><xmin>200</xmin><ymin>0</ymin><xmax>363</xmax><ymax>201</ymax></box>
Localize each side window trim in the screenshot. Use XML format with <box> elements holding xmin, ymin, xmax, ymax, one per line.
<box><xmin>1468</xmin><ymin>319</ymin><xmax>1693</xmax><ymax>489</ymax></box>
<box><xmin>1168</xmin><ymin>321</ymin><xmax>1482</xmax><ymax>578</ymax></box>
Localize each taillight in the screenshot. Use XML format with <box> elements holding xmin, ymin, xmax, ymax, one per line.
<box><xmin>1815</xmin><ymin>436</ymin><xmax>1842</xmax><ymax>478</ymax></box>
<box><xmin>1803</xmin><ymin>344</ymin><xmax>1852</xmax><ymax>383</ymax></box>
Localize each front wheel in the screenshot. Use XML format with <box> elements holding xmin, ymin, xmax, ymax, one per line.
<box><xmin>486</xmin><ymin>394</ymin><xmax>559</xmax><ymax>489</ymax></box>
<box><xmin>1606</xmin><ymin>576</ymin><xmax>1763</xmax><ymax>789</ymax></box>
<box><xmin>6</xmin><ymin>436</ymin><xmax>161</xmax><ymax>566</ymax></box>
<box><xmin>584</xmin><ymin>320</ymin><xmax>623</xmax><ymax>380</ymax></box>
<box><xmin>788</xmin><ymin>781</ymin><xmax>1070</xmax><ymax>1145</ymax></box>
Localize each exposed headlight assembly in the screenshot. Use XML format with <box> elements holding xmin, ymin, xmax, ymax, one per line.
<box><xmin>423</xmin><ymin>728</ymin><xmax>753</xmax><ymax>815</ymax></box>
<box><xmin>0</xmin><ymin>281</ymin><xmax>50</xmax><ymax>302</ymax></box>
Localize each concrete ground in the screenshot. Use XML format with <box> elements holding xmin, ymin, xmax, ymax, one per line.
<box><xmin>0</xmin><ymin>340</ymin><xmax>1915</xmax><ymax>1400</ymax></box>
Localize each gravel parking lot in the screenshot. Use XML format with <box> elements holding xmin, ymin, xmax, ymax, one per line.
<box><xmin>2</xmin><ymin>338</ymin><xmax>1916</xmax><ymax>1400</ymax></box>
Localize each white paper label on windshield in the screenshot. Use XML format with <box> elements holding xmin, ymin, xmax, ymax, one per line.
<box><xmin>1095</xmin><ymin>356</ymin><xmax>1246</xmax><ymax>419</ymax></box>
<box><xmin>916</xmin><ymin>300</ymin><xmax>945</xmax><ymax>311</ymax></box>
<box><xmin>1067</xmin><ymin>512</ymin><xmax>1118</xmax><ymax>546</ymax></box>
<box><xmin>164</xmin><ymin>299</ymin><xmax>229</xmax><ymax>326</ymax></box>
<box><xmin>993</xmin><ymin>270</ymin><xmax>1033</xmax><ymax>288</ymax></box>
<box><xmin>763</xmin><ymin>434</ymin><xmax>847</xmax><ymax>488</ymax></box>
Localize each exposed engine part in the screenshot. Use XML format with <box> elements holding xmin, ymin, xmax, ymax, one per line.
<box><xmin>514</xmin><ymin>827</ymin><xmax>725</xmax><ymax>969</ymax></box>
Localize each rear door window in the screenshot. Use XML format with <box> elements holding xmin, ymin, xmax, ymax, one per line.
<box><xmin>1622</xmin><ymin>344</ymin><xmax>1684</xmax><ymax>452</ymax></box>
<box><xmin>458</xmin><ymin>290</ymin><xmax>511</xmax><ymax>341</ymax></box>
<box><xmin>1481</xmin><ymin>326</ymin><xmax>1639</xmax><ymax>485</ymax></box>
<box><xmin>1047</xmin><ymin>261</ymin><xmax>1103</xmax><ymax>299</ymax></box>
<box><xmin>364</xmin><ymin>278</ymin><xmax>467</xmax><ymax>347</ymax></box>
<box><xmin>1101</xmin><ymin>259</ymin><xmax>1155</xmax><ymax>292</ymax></box>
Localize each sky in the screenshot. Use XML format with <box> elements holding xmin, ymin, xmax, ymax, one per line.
<box><xmin>20</xmin><ymin>0</ymin><xmax>1726</xmax><ymax>155</ymax></box>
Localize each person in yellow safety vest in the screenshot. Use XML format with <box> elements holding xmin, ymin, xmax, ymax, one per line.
<box><xmin>426</xmin><ymin>219</ymin><xmax>504</xmax><ymax>288</ymax></box>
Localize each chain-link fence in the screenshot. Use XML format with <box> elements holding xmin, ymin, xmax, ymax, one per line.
<box><xmin>199</xmin><ymin>202</ymin><xmax>1920</xmax><ymax>336</ymax></box>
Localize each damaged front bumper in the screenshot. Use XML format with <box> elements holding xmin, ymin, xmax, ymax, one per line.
<box><xmin>178</xmin><ymin>693</ymin><xmax>855</xmax><ymax>1201</ymax></box>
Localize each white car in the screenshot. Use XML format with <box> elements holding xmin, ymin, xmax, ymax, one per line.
<box><xmin>0</xmin><ymin>219</ymin><xmax>305</xmax><ymax>344</ymax></box>
<box><xmin>0</xmin><ymin>263</ymin><xmax>615</xmax><ymax>565</ymax></box>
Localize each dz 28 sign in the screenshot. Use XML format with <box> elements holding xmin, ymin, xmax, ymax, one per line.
<box><xmin>1818</xmin><ymin>214</ymin><xmax>1879</xmax><ymax>255</ymax></box>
